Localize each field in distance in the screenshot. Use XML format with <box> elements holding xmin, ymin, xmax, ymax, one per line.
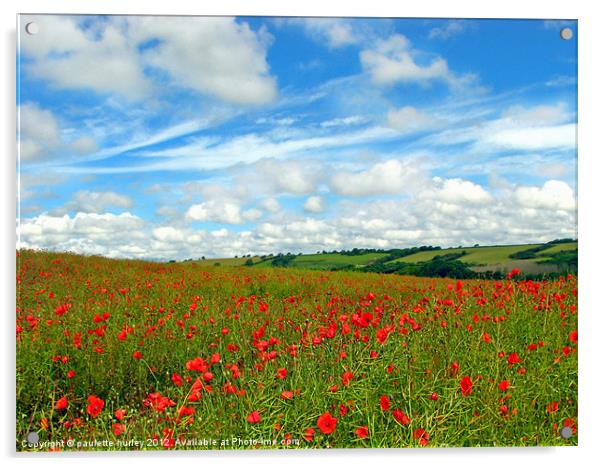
<box><xmin>192</xmin><ymin>240</ymin><xmax>577</xmax><ymax>277</ymax></box>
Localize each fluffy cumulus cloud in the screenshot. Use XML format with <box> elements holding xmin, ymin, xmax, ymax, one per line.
<box><xmin>18</xmin><ymin>176</ymin><xmax>576</xmax><ymax>260</ymax></box>
<box><xmin>360</xmin><ymin>34</ymin><xmax>474</xmax><ymax>88</ymax></box>
<box><xmin>18</xmin><ymin>102</ymin><xmax>98</xmax><ymax>162</ymax></box>
<box><xmin>514</xmin><ymin>180</ymin><xmax>576</xmax><ymax>211</ymax></box>
<box><xmin>387</xmin><ymin>106</ymin><xmax>442</xmax><ymax>134</ymax></box>
<box><xmin>303</xmin><ymin>196</ymin><xmax>325</xmax><ymax>213</ymax></box>
<box><xmin>18</xmin><ymin>103</ymin><xmax>61</xmax><ymax>161</ymax></box>
<box><xmin>330</xmin><ymin>159</ymin><xmax>426</xmax><ymax>196</ymax></box>
<box><xmin>55</xmin><ymin>190</ymin><xmax>133</xmax><ymax>214</ymax></box>
<box><xmin>419</xmin><ymin>177</ymin><xmax>493</xmax><ymax>206</ymax></box>
<box><xmin>20</xmin><ymin>15</ymin><xmax>277</xmax><ymax>105</ymax></box>
<box><xmin>185</xmin><ymin>200</ymin><xmax>261</xmax><ymax>225</ymax></box>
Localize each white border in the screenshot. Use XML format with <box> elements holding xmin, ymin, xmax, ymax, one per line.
<box><xmin>3</xmin><ymin>1</ymin><xmax>601</xmax><ymax>466</ymax></box>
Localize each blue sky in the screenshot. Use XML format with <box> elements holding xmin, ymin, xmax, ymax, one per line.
<box><xmin>17</xmin><ymin>15</ymin><xmax>577</xmax><ymax>260</ymax></box>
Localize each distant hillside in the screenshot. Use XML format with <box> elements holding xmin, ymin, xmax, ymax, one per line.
<box><xmin>192</xmin><ymin>239</ymin><xmax>577</xmax><ymax>279</ymax></box>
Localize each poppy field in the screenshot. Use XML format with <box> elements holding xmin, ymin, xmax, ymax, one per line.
<box><xmin>16</xmin><ymin>249</ymin><xmax>578</xmax><ymax>450</ymax></box>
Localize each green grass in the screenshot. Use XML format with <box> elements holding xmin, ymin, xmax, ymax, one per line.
<box><xmin>256</xmin><ymin>253</ymin><xmax>389</xmax><ymax>270</ymax></box>
<box><xmin>534</xmin><ymin>242</ymin><xmax>577</xmax><ymax>256</ymax></box>
<box><xmin>390</xmin><ymin>244</ymin><xmax>540</xmax><ymax>265</ymax></box>
<box><xmin>195</xmin><ymin>256</ymin><xmax>262</xmax><ymax>266</ymax></box>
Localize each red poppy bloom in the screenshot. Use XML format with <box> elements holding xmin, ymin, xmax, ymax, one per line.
<box><xmin>86</xmin><ymin>395</ymin><xmax>105</xmax><ymax>418</ymax></box>
<box><xmin>547</xmin><ymin>402</ymin><xmax>559</xmax><ymax>413</ymax></box>
<box><xmin>115</xmin><ymin>409</ymin><xmax>126</xmax><ymax>421</ymax></box>
<box><xmin>178</xmin><ymin>406</ymin><xmax>195</xmax><ymax>418</ymax></box>
<box><xmin>380</xmin><ymin>395</ymin><xmax>391</xmax><ymax>411</ymax></box>
<box><xmin>171</xmin><ymin>372</ymin><xmax>183</xmax><ymax>387</ymax></box>
<box><xmin>143</xmin><ymin>392</ymin><xmax>175</xmax><ymax>413</ymax></box>
<box><xmin>413</xmin><ymin>428</ymin><xmax>429</xmax><ymax>446</ymax></box>
<box><xmin>133</xmin><ymin>350</ymin><xmax>142</xmax><ymax>360</ymax></box>
<box><xmin>569</xmin><ymin>330</ymin><xmax>578</xmax><ymax>343</ymax></box>
<box><xmin>355</xmin><ymin>425</ymin><xmax>369</xmax><ymax>439</ymax></box>
<box><xmin>342</xmin><ymin>371</ymin><xmax>354</xmax><ymax>386</ymax></box>
<box><xmin>507</xmin><ymin>352</ymin><xmax>521</xmax><ymax>365</ymax></box>
<box><xmin>482</xmin><ymin>332</ymin><xmax>492</xmax><ymax>343</ymax></box>
<box><xmin>392</xmin><ymin>409</ymin><xmax>411</xmax><ymax>425</ymax></box>
<box><xmin>67</xmin><ymin>370</ymin><xmax>76</xmax><ymax>379</ymax></box>
<box><xmin>460</xmin><ymin>376</ymin><xmax>473</xmax><ymax>396</ymax></box>
<box><xmin>304</xmin><ymin>427</ymin><xmax>315</xmax><ymax>442</ymax></box>
<box><xmin>317</xmin><ymin>412</ymin><xmax>337</xmax><ymax>434</ymax></box>
<box><xmin>429</xmin><ymin>392</ymin><xmax>439</xmax><ymax>401</ymax></box>
<box><xmin>498</xmin><ymin>380</ymin><xmax>510</xmax><ymax>391</ymax></box>
<box><xmin>55</xmin><ymin>396</ymin><xmax>68</xmax><ymax>410</ymax></box>
<box><xmin>247</xmin><ymin>410</ymin><xmax>261</xmax><ymax>424</ymax></box>
<box><xmin>281</xmin><ymin>390</ymin><xmax>294</xmax><ymax>400</ymax></box>
<box><xmin>277</xmin><ymin>367</ymin><xmax>288</xmax><ymax>380</ymax></box>
<box><xmin>112</xmin><ymin>423</ymin><xmax>125</xmax><ymax>436</ymax></box>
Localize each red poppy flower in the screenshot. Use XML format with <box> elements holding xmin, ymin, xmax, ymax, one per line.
<box><xmin>133</xmin><ymin>350</ymin><xmax>142</xmax><ymax>360</ymax></box>
<box><xmin>355</xmin><ymin>425</ymin><xmax>369</xmax><ymax>439</ymax></box>
<box><xmin>55</xmin><ymin>396</ymin><xmax>68</xmax><ymax>410</ymax></box>
<box><xmin>460</xmin><ymin>376</ymin><xmax>473</xmax><ymax>396</ymax></box>
<box><xmin>507</xmin><ymin>352</ymin><xmax>521</xmax><ymax>365</ymax></box>
<box><xmin>317</xmin><ymin>412</ymin><xmax>337</xmax><ymax>434</ymax></box>
<box><xmin>392</xmin><ymin>409</ymin><xmax>411</xmax><ymax>425</ymax></box>
<box><xmin>569</xmin><ymin>330</ymin><xmax>578</xmax><ymax>343</ymax></box>
<box><xmin>67</xmin><ymin>370</ymin><xmax>76</xmax><ymax>379</ymax></box>
<box><xmin>247</xmin><ymin>410</ymin><xmax>261</xmax><ymax>424</ymax></box>
<box><xmin>413</xmin><ymin>428</ymin><xmax>429</xmax><ymax>446</ymax></box>
<box><xmin>281</xmin><ymin>390</ymin><xmax>294</xmax><ymax>400</ymax></box>
<box><xmin>342</xmin><ymin>371</ymin><xmax>354</xmax><ymax>386</ymax></box>
<box><xmin>171</xmin><ymin>372</ymin><xmax>183</xmax><ymax>387</ymax></box>
<box><xmin>547</xmin><ymin>402</ymin><xmax>559</xmax><ymax>413</ymax></box>
<box><xmin>112</xmin><ymin>423</ymin><xmax>125</xmax><ymax>436</ymax></box>
<box><xmin>115</xmin><ymin>409</ymin><xmax>126</xmax><ymax>421</ymax></box>
<box><xmin>277</xmin><ymin>367</ymin><xmax>288</xmax><ymax>380</ymax></box>
<box><xmin>379</xmin><ymin>395</ymin><xmax>391</xmax><ymax>411</ymax></box>
<box><xmin>304</xmin><ymin>427</ymin><xmax>315</xmax><ymax>442</ymax></box>
<box><xmin>86</xmin><ymin>395</ymin><xmax>105</xmax><ymax>418</ymax></box>
<box><xmin>498</xmin><ymin>380</ymin><xmax>510</xmax><ymax>391</ymax></box>
<box><xmin>429</xmin><ymin>392</ymin><xmax>439</xmax><ymax>401</ymax></box>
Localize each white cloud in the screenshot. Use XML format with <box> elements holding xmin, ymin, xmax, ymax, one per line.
<box><xmin>514</xmin><ymin>180</ymin><xmax>576</xmax><ymax>211</ymax></box>
<box><xmin>21</xmin><ymin>15</ymin><xmax>152</xmax><ymax>100</ymax></box>
<box><xmin>387</xmin><ymin>106</ymin><xmax>442</xmax><ymax>133</ymax></box>
<box><xmin>261</xmin><ymin>198</ymin><xmax>281</xmax><ymax>213</ymax></box>
<box><xmin>20</xmin><ymin>15</ymin><xmax>277</xmax><ymax>105</ymax></box>
<box><xmin>290</xmin><ymin>18</ymin><xmax>358</xmax><ymax>48</ymax></box>
<box><xmin>303</xmin><ymin>196</ymin><xmax>325</xmax><ymax>213</ymax></box>
<box><xmin>426</xmin><ymin>102</ymin><xmax>576</xmax><ymax>153</ymax></box>
<box><xmin>132</xmin><ymin>16</ymin><xmax>277</xmax><ymax>105</ymax></box>
<box><xmin>360</xmin><ymin>34</ymin><xmax>474</xmax><ymax>88</ymax></box>
<box><xmin>185</xmin><ymin>199</ymin><xmax>261</xmax><ymax>225</ymax></box>
<box><xmin>18</xmin><ymin>177</ymin><xmax>577</xmax><ymax>260</ymax></box>
<box><xmin>186</xmin><ymin>200</ymin><xmax>243</xmax><ymax>224</ymax></box>
<box><xmin>152</xmin><ymin>226</ymin><xmax>185</xmax><ymax>242</ymax></box>
<box><xmin>18</xmin><ymin>102</ymin><xmax>99</xmax><ymax>162</ymax></box>
<box><xmin>18</xmin><ymin>103</ymin><xmax>60</xmax><ymax>161</ymax></box>
<box><xmin>428</xmin><ymin>21</ymin><xmax>466</xmax><ymax>40</ymax></box>
<box><xmin>330</xmin><ymin>159</ymin><xmax>426</xmax><ymax>196</ymax></box>
<box><xmin>70</xmin><ymin>136</ymin><xmax>98</xmax><ymax>154</ymax></box>
<box><xmin>56</xmin><ymin>190</ymin><xmax>133</xmax><ymax>214</ymax></box>
<box><xmin>420</xmin><ymin>177</ymin><xmax>493</xmax><ymax>205</ymax></box>
<box><xmin>321</xmin><ymin>115</ymin><xmax>369</xmax><ymax>128</ymax></box>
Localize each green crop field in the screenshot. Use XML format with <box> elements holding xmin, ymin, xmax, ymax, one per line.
<box><xmin>391</xmin><ymin>244</ymin><xmax>540</xmax><ymax>265</ymax></box>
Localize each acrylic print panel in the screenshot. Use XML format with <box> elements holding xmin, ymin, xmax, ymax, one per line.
<box><xmin>16</xmin><ymin>15</ymin><xmax>577</xmax><ymax>451</ymax></box>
